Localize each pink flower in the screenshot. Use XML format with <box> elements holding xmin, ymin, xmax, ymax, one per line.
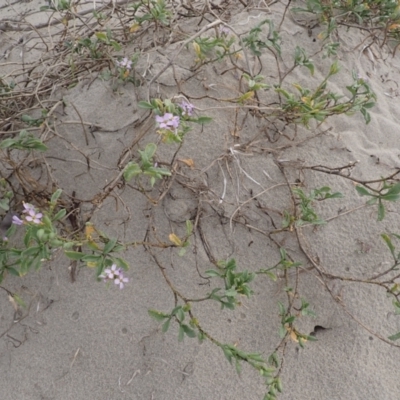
<box><xmin>156</xmin><ymin>113</ymin><xmax>180</xmax><ymax>130</ymax></box>
<box><xmin>25</xmin><ymin>209</ymin><xmax>43</xmax><ymax>224</ymax></box>
<box><xmin>114</xmin><ymin>273</ymin><xmax>129</xmax><ymax>289</ymax></box>
<box><xmin>180</xmin><ymin>101</ymin><xmax>194</xmax><ymax>116</ymax></box>
<box><xmin>12</xmin><ymin>215</ymin><xmax>24</xmax><ymax>226</ymax></box>
<box><xmin>102</xmin><ymin>264</ymin><xmax>120</xmax><ymax>280</ymax></box>
<box><xmin>99</xmin><ymin>264</ymin><xmax>128</xmax><ymax>289</ymax></box>
<box><xmin>22</xmin><ymin>202</ymin><xmax>35</xmax><ymax>214</ymax></box>
<box><xmin>116</xmin><ymin>57</ymin><xmax>132</xmax><ymax>70</ymax></box>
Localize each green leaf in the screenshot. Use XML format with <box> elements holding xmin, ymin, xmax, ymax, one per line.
<box><xmin>123</xmin><ymin>162</ymin><xmax>142</xmax><ymax>181</ymax></box>
<box><xmin>382</xmin><ymin>234</ymin><xmax>395</xmax><ymax>258</ymax></box>
<box><xmin>278</xmin><ymin>325</ymin><xmax>287</xmax><ymax>338</ymax></box>
<box><xmin>363</xmin><ymin>102</ymin><xmax>375</xmax><ymax>109</ymax></box>
<box><xmin>355</xmin><ymin>186</ymin><xmax>371</xmax><ymax>196</ymax></box>
<box><xmin>138</xmin><ymin>101</ymin><xmax>155</xmax><ymax>109</ymax></box>
<box><xmin>268</xmin><ymin>353</ymin><xmax>279</xmax><ymax>368</ymax></box>
<box><xmin>301</xmin><ymin>308</ymin><xmax>316</xmax><ymax>317</ymax></box>
<box><xmin>0</xmin><ymin>198</ymin><xmax>9</xmax><ymax>211</ymax></box>
<box><xmin>378</xmin><ymin>200</ymin><xmax>385</xmax><ymax>221</ymax></box>
<box><xmin>53</xmin><ymin>208</ymin><xmax>66</xmax><ymax>221</ymax></box>
<box><xmin>248</xmin><ymin>353</ymin><xmax>264</xmax><ymax>362</ymax></box>
<box><xmin>82</xmin><ymin>254</ymin><xmax>102</xmax><ymax>263</ymax></box>
<box><xmin>176</xmin><ymin>308</ymin><xmax>185</xmax><ymax>322</ymax></box>
<box><xmin>51</xmin><ymin>189</ymin><xmax>63</xmax><ymax>203</ymax></box>
<box><xmin>205</xmin><ymin>269</ymin><xmax>221</xmax><ymax>277</ymax></box>
<box><xmin>385</xmin><ymin>183</ymin><xmax>400</xmax><ymax>195</ymax></box>
<box><xmin>266</xmin><ymin>271</ymin><xmax>277</xmax><ymax>281</ymax></box>
<box><xmin>186</xmin><ymin>220</ymin><xmax>193</xmax><ymax>235</ymax></box>
<box><xmin>225</xmin><ymin>288</ymin><xmax>237</xmax><ymax>297</ymax></box>
<box><xmin>103</xmin><ymin>237</ymin><xmax>118</xmax><ymax>254</ymax></box>
<box><xmin>64</xmin><ymin>250</ymin><xmax>85</xmax><ymax>260</ymax></box>
<box><xmin>194</xmin><ymin>116</ymin><xmax>213</xmax><ymax>124</ymax></box>
<box><xmin>115</xmin><ymin>257</ymin><xmax>129</xmax><ymax>270</ymax></box>
<box><xmin>6</xmin><ymin>267</ymin><xmax>20</xmax><ymax>276</ymax></box>
<box><xmin>235</xmin><ymin>359</ymin><xmax>242</xmax><ymax>374</ymax></box>
<box><xmin>95</xmin><ymin>32</ymin><xmax>107</xmax><ymax>41</ymax></box>
<box><xmin>162</xmin><ymin>319</ymin><xmax>171</xmax><ymax>332</ymax></box>
<box><xmin>276</xmin><ymin>377</ymin><xmax>283</xmax><ymax>393</ymax></box>
<box><xmin>178</xmin><ymin>325</ymin><xmax>184</xmax><ymax>342</ymax></box>
<box><xmin>36</xmin><ymin>229</ymin><xmax>45</xmax><ymax>241</ymax></box>
<box><xmin>148</xmin><ymin>309</ymin><xmax>168</xmax><ymax>321</ymax></box>
<box><xmin>382</xmin><ymin>193</ymin><xmax>400</xmax><ymax>202</ymax></box>
<box><xmin>22</xmin><ymin>246</ymin><xmax>40</xmax><ymax>257</ymax></box>
<box><xmin>144</xmin><ymin>143</ymin><xmax>157</xmax><ymax>160</ymax></box>
<box><xmin>222</xmin><ymin>346</ymin><xmax>233</xmax><ymax>363</ymax></box>
<box><xmin>0</xmin><ymin>139</ymin><xmax>16</xmax><ymax>149</ymax></box>
<box><xmin>328</xmin><ymin>192</ymin><xmax>344</xmax><ymax>199</ymax></box>
<box><xmin>388</xmin><ymin>331</ymin><xmax>400</xmax><ymax>341</ymax></box>
<box><xmin>110</xmin><ymin>41</ymin><xmax>122</xmax><ymax>51</ymax></box>
<box><xmin>182</xmin><ymin>324</ymin><xmax>196</xmax><ymax>338</ymax></box>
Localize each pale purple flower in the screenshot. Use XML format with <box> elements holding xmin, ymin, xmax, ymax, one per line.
<box><xmin>25</xmin><ymin>209</ymin><xmax>43</xmax><ymax>224</ymax></box>
<box><xmin>12</xmin><ymin>215</ymin><xmax>23</xmax><ymax>226</ymax></box>
<box><xmin>102</xmin><ymin>264</ymin><xmax>120</xmax><ymax>280</ymax></box>
<box><xmin>114</xmin><ymin>271</ymin><xmax>129</xmax><ymax>289</ymax></box>
<box><xmin>2</xmin><ymin>236</ymin><xmax>7</xmax><ymax>242</ymax></box>
<box><xmin>219</xmin><ymin>26</ymin><xmax>230</xmax><ymax>36</ymax></box>
<box><xmin>155</xmin><ymin>113</ymin><xmax>180</xmax><ymax>130</ymax></box>
<box><xmin>22</xmin><ymin>202</ymin><xmax>35</xmax><ymax>214</ymax></box>
<box><xmin>99</xmin><ymin>263</ymin><xmax>128</xmax><ymax>289</ymax></box>
<box><xmin>180</xmin><ymin>100</ymin><xmax>194</xmax><ymax>116</ymax></box>
<box><xmin>116</xmin><ymin>57</ymin><xmax>132</xmax><ymax>70</ymax></box>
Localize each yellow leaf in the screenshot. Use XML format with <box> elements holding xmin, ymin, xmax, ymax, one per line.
<box><xmin>389</xmin><ymin>23</ymin><xmax>400</xmax><ymax>31</ymax></box>
<box><xmin>193</xmin><ymin>42</ymin><xmax>201</xmax><ymax>57</ymax></box>
<box><xmin>85</xmin><ymin>223</ymin><xmax>95</xmax><ymax>240</ymax></box>
<box><xmin>88</xmin><ymin>240</ymin><xmax>100</xmax><ymax>250</ymax></box>
<box><xmin>8</xmin><ymin>295</ymin><xmax>18</xmax><ymax>312</ymax></box>
<box><xmin>237</xmin><ymin>91</ymin><xmax>254</xmax><ymax>103</ymax></box>
<box><xmin>290</xmin><ymin>330</ymin><xmax>298</xmax><ymax>343</ymax></box>
<box><xmin>86</xmin><ymin>262</ymin><xmax>98</xmax><ymax>268</ymax></box>
<box><xmin>169</xmin><ymin>233</ymin><xmax>182</xmax><ymax>246</ymax></box>
<box><xmin>130</xmin><ymin>23</ymin><xmax>140</xmax><ymax>33</ymax></box>
<box><xmin>180</xmin><ymin>158</ymin><xmax>194</xmax><ymax>167</ymax></box>
<box><xmin>292</xmin><ymin>83</ymin><xmax>302</xmax><ymax>91</ymax></box>
<box><xmin>123</xmin><ymin>70</ymin><xmax>130</xmax><ymax>79</ymax></box>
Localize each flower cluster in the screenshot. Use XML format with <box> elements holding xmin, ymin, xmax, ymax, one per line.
<box><xmin>156</xmin><ymin>113</ymin><xmax>180</xmax><ymax>131</ymax></box>
<box><xmin>12</xmin><ymin>202</ymin><xmax>43</xmax><ymax>226</ymax></box>
<box><xmin>180</xmin><ymin>100</ymin><xmax>194</xmax><ymax>117</ymax></box>
<box><xmin>116</xmin><ymin>57</ymin><xmax>132</xmax><ymax>70</ymax></box>
<box><xmin>99</xmin><ymin>264</ymin><xmax>129</xmax><ymax>289</ymax></box>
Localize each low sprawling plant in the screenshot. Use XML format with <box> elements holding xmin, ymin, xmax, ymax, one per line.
<box><xmin>2</xmin><ymin>1</ymin><xmax>400</xmax><ymax>399</ymax></box>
